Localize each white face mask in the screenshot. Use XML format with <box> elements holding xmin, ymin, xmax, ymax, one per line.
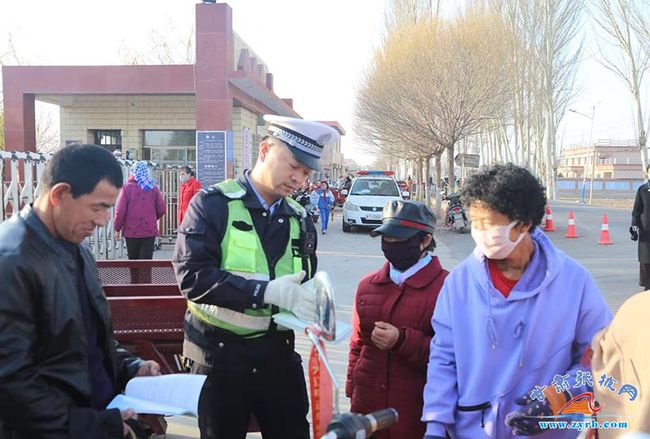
<box><xmin>471</xmin><ymin>220</ymin><xmax>526</xmax><ymax>260</ymax></box>
<box><xmin>180</xmin><ymin>174</ymin><xmax>189</xmax><ymax>183</ymax></box>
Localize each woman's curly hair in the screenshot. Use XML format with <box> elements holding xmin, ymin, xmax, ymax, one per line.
<box><xmin>461</xmin><ymin>163</ymin><xmax>547</xmax><ymax>227</ymax></box>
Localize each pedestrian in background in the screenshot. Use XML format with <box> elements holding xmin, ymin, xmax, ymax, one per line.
<box><xmin>422</xmin><ymin>163</ymin><xmax>611</xmax><ymax>439</ymax></box>
<box><xmin>178</xmin><ymin>165</ymin><xmax>202</xmax><ymax>225</ymax></box>
<box><xmin>343</xmin><ymin>176</ymin><xmax>352</xmax><ymax>192</ymax></box>
<box><xmin>311</xmin><ymin>180</ymin><xmax>335</xmax><ymax>234</ymax></box>
<box><xmin>630</xmin><ymin>164</ymin><xmax>650</xmax><ymax>290</ymax></box>
<box><xmin>114</xmin><ymin>161</ymin><xmax>166</xmax><ymax>260</ymax></box>
<box><xmin>347</xmin><ymin>200</ymin><xmax>447</xmax><ymax>439</ymax></box>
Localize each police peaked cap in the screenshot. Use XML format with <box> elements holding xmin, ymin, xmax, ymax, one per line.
<box><xmin>263</xmin><ymin>115</ymin><xmax>340</xmax><ymax>171</ymax></box>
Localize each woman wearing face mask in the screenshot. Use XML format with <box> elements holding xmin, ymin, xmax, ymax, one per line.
<box><xmin>346</xmin><ymin>200</ymin><xmax>448</xmax><ymax>439</ymax></box>
<box><xmin>178</xmin><ymin>165</ymin><xmax>202</xmax><ymax>225</ymax></box>
<box><xmin>422</xmin><ymin>164</ymin><xmax>612</xmax><ymax>439</ymax></box>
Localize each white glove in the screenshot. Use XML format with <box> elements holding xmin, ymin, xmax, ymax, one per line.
<box><xmin>264</xmin><ymin>271</ymin><xmax>317</xmax><ymax>321</ymax></box>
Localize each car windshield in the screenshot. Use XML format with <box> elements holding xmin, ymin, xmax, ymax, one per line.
<box><xmin>350</xmin><ymin>178</ymin><xmax>400</xmax><ymax>196</ymax></box>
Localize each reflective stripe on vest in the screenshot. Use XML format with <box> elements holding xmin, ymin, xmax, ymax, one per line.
<box><xmin>187</xmin><ymin>179</ymin><xmax>308</xmax><ymax>337</ymax></box>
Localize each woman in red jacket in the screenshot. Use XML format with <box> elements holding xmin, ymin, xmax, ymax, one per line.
<box><xmin>346</xmin><ymin>200</ymin><xmax>448</xmax><ymax>439</ymax></box>
<box><xmin>178</xmin><ymin>165</ymin><xmax>202</xmax><ymax>225</ymax></box>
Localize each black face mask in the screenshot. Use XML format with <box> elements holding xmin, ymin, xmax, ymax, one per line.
<box><xmin>381</xmin><ymin>234</ymin><xmax>424</xmax><ymax>271</ymax></box>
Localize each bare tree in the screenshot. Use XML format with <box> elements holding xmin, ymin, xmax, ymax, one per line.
<box><xmin>356</xmin><ymin>8</ymin><xmax>513</xmax><ymax>214</ymax></box>
<box><xmin>119</xmin><ymin>20</ymin><xmax>195</xmax><ymax>65</ymax></box>
<box><xmin>593</xmin><ymin>0</ymin><xmax>650</xmax><ymax>172</ymax></box>
<box><xmin>384</xmin><ymin>0</ymin><xmax>434</xmax><ymax>33</ymax></box>
<box><xmin>485</xmin><ymin>0</ymin><xmax>583</xmax><ymax>198</ymax></box>
<box><xmin>35</xmin><ymin>110</ymin><xmax>59</xmax><ymax>153</ymax></box>
<box><xmin>529</xmin><ymin>0</ymin><xmax>585</xmax><ymax>198</ymax></box>
<box><xmin>489</xmin><ymin>0</ymin><xmax>540</xmax><ymax>168</ymax></box>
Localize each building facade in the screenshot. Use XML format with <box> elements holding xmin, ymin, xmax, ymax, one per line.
<box><xmin>313</xmin><ymin>121</ymin><xmax>345</xmax><ymax>182</ymax></box>
<box><xmin>2</xmin><ymin>2</ymin><xmax>343</xmax><ymax>181</ymax></box>
<box><xmin>558</xmin><ymin>140</ymin><xmax>643</xmax><ymax>180</ymax></box>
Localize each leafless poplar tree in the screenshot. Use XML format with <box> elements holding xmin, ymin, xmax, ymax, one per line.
<box><xmin>384</xmin><ymin>0</ymin><xmax>434</xmax><ymax>33</ymax></box>
<box><xmin>356</xmin><ymin>7</ymin><xmax>512</xmax><ymax>214</ymax></box>
<box><xmin>593</xmin><ymin>0</ymin><xmax>650</xmax><ymax>173</ymax></box>
<box><xmin>119</xmin><ymin>21</ymin><xmax>195</xmax><ymax>65</ymax></box>
<box><xmin>530</xmin><ymin>0</ymin><xmax>584</xmax><ymax>198</ymax></box>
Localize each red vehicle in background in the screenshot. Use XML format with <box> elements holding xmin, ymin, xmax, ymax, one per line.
<box><xmin>331</xmin><ymin>187</ymin><xmax>346</xmax><ymax>206</ymax></box>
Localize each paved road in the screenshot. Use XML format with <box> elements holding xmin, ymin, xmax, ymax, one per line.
<box><xmin>157</xmin><ymin>201</ymin><xmax>638</xmax><ymax>438</ymax></box>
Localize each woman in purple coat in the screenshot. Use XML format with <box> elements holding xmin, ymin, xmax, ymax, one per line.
<box><xmin>114</xmin><ymin>161</ymin><xmax>166</xmax><ymax>260</ymax></box>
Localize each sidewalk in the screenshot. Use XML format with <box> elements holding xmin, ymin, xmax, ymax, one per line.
<box><xmin>558</xmin><ymin>197</ymin><xmax>634</xmax><ymax>209</ymax></box>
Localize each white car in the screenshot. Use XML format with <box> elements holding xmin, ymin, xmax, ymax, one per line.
<box><xmin>342</xmin><ymin>174</ymin><xmax>406</xmax><ymax>232</ymax></box>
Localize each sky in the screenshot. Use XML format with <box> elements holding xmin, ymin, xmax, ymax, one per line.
<box><xmin>0</xmin><ymin>0</ymin><xmax>648</xmax><ymax>165</ymax></box>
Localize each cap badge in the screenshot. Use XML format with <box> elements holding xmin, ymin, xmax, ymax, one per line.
<box><xmin>317</xmin><ymin>133</ymin><xmax>332</xmax><ymax>145</ymax></box>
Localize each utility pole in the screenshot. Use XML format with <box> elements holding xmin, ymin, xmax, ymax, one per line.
<box><xmin>588</xmin><ymin>105</ymin><xmax>597</xmax><ymax>204</ymax></box>
<box><xmin>569</xmin><ymin>104</ymin><xmax>598</xmax><ymax>204</ymax></box>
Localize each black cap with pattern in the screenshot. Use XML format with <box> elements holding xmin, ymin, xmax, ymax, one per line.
<box><xmin>370</xmin><ymin>200</ymin><xmax>436</xmax><ymax>239</ymax></box>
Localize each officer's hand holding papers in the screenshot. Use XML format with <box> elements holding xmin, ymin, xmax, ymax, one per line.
<box><xmin>264</xmin><ymin>270</ymin><xmax>318</xmax><ymax>321</ymax></box>
<box><xmin>271</xmin><ymin>271</ymin><xmax>352</xmax><ymax>343</ymax></box>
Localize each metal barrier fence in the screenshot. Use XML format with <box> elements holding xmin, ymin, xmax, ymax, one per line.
<box><xmin>1</xmin><ymin>150</ymin><xmax>180</xmax><ymax>259</ymax></box>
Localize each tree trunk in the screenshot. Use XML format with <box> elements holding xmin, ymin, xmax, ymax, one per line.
<box><xmin>446</xmin><ymin>144</ymin><xmax>455</xmax><ymax>193</ymax></box>
<box><xmin>526</xmin><ymin>83</ymin><xmax>532</xmax><ymax>168</ymax></box>
<box><xmin>545</xmin><ymin>110</ymin><xmax>556</xmax><ymax>200</ymax></box>
<box><xmin>434</xmin><ymin>154</ymin><xmax>442</xmax><ymax>220</ymax></box>
<box><xmin>635</xmin><ymin>90</ymin><xmax>648</xmax><ymax>173</ymax></box>
<box><xmin>535</xmin><ymin>106</ymin><xmax>545</xmax><ymax>178</ymax></box>
<box><xmin>417</xmin><ymin>158</ymin><xmax>425</xmax><ymax>201</ymax></box>
<box><xmin>424</xmin><ymin>157</ymin><xmax>431</xmax><ymax>207</ymax></box>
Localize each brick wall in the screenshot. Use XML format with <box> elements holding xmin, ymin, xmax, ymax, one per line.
<box><xmin>59</xmin><ymin>95</ymin><xmax>196</xmax><ymax>158</ymax></box>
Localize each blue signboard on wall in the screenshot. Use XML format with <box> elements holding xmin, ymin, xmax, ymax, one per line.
<box><xmin>196</xmin><ymin>131</ymin><xmax>227</xmax><ymax>187</ymax></box>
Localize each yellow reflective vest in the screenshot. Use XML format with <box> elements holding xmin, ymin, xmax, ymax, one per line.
<box><xmin>187</xmin><ymin>179</ymin><xmax>309</xmax><ymax>337</ymax></box>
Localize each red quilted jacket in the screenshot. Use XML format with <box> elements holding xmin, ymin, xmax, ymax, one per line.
<box><xmin>346</xmin><ymin>257</ymin><xmax>447</xmax><ymax>439</ymax></box>
<box><xmin>178</xmin><ymin>176</ymin><xmax>202</xmax><ymax>224</ymax></box>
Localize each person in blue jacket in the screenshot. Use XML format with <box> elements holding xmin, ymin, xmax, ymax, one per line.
<box><xmin>422</xmin><ymin>163</ymin><xmax>612</xmax><ymax>439</ymax></box>
<box><xmin>311</xmin><ymin>181</ymin><xmax>335</xmax><ymax>235</ymax></box>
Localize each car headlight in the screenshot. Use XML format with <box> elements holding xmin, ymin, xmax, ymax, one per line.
<box><xmin>345</xmin><ymin>201</ymin><xmax>360</xmax><ymax>211</ymax></box>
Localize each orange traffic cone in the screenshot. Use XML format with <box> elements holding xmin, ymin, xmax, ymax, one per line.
<box><xmin>544</xmin><ymin>206</ymin><xmax>556</xmax><ymax>232</ymax></box>
<box><xmin>598</xmin><ymin>214</ymin><xmax>614</xmax><ymax>245</ymax></box>
<box><xmin>565</xmin><ymin>211</ymin><xmax>578</xmax><ymax>238</ymax></box>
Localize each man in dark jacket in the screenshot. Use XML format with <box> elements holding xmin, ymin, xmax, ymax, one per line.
<box><xmin>0</xmin><ymin>144</ymin><xmax>160</xmax><ymax>439</ymax></box>
<box><xmin>631</xmin><ymin>164</ymin><xmax>650</xmax><ymax>289</ymax></box>
<box><xmin>174</xmin><ymin>115</ymin><xmax>340</xmax><ymax>438</ymax></box>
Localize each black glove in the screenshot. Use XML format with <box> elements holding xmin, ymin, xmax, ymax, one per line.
<box><xmin>505</xmin><ymin>393</ymin><xmax>554</xmax><ymax>436</ymax></box>
<box><xmin>630</xmin><ymin>226</ymin><xmax>639</xmax><ymax>241</ymax></box>
<box><xmin>125</xmin><ymin>418</ymin><xmax>154</xmax><ymax>438</ymax></box>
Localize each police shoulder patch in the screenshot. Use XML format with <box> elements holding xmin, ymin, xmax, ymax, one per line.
<box><xmin>200</xmin><ymin>186</ymin><xmax>220</xmax><ymax>196</ymax></box>
<box><xmin>211</xmin><ymin>179</ymin><xmax>247</xmax><ymax>200</ymax></box>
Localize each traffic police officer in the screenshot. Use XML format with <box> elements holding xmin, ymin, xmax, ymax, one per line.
<box><xmin>173</xmin><ymin>115</ymin><xmax>340</xmax><ymax>439</ymax></box>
